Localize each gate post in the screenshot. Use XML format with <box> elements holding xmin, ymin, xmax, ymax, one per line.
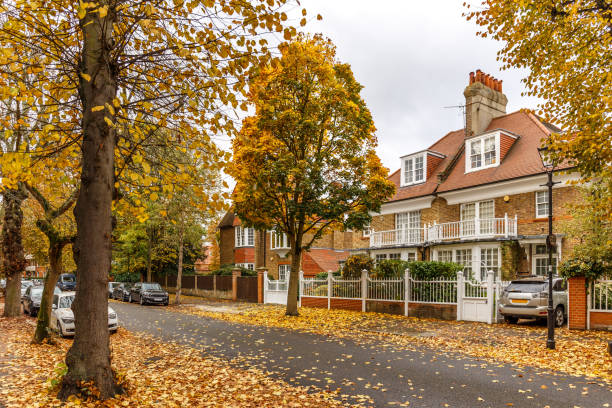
<box><xmin>298</xmin><ymin>270</ymin><xmax>303</xmax><ymax>308</ymax></box>
<box><xmin>361</xmin><ymin>270</ymin><xmax>368</xmax><ymax>312</ymax></box>
<box><xmin>486</xmin><ymin>270</ymin><xmax>495</xmax><ymax>324</ymax></box>
<box><xmin>404</xmin><ymin>269</ymin><xmax>410</xmax><ymax>317</ymax></box>
<box><xmin>232</xmin><ymin>268</ymin><xmax>241</xmax><ymax>302</ymax></box>
<box><xmin>257</xmin><ymin>267</ymin><xmax>267</xmax><ymax>304</ymax></box>
<box><xmin>456</xmin><ymin>271</ymin><xmax>463</xmax><ymax>321</ymax></box>
<box><xmin>327</xmin><ymin>270</ymin><xmax>333</xmax><ymax>310</ymax></box>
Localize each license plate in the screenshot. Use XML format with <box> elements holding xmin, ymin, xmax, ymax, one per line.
<box><xmin>154</xmin><ymin>298</ymin><xmax>163</xmax><ymax>301</ymax></box>
<box><xmin>511</xmin><ymin>299</ymin><xmax>528</xmax><ymax>304</ymax></box>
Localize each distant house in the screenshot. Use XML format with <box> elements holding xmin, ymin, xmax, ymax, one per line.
<box><xmin>358</xmin><ymin>70</ymin><xmax>580</xmax><ymax>281</ymax></box>
<box><xmin>194</xmin><ymin>244</ymin><xmax>214</xmax><ymax>275</ymax></box>
<box><xmin>217</xmin><ymin>212</ymin><xmax>363</xmax><ymax>278</ymax></box>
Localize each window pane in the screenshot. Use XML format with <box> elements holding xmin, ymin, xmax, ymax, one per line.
<box><xmin>389</xmin><ymin>253</ymin><xmax>401</xmax><ymax>260</ymax></box>
<box><xmin>278</xmin><ymin>264</ymin><xmax>290</xmax><ymax>281</ymax></box>
<box><xmin>396</xmin><ymin>213</ymin><xmax>409</xmax><ymax>229</ymax></box>
<box><xmin>480</xmin><ymin>248</ymin><xmax>499</xmax><ymax>280</ymax></box>
<box><xmin>456</xmin><ymin>249</ymin><xmax>473</xmax><ymax>279</ymax></box>
<box><xmin>479</xmin><ymin>200</ymin><xmax>495</xmax><ymax>219</ymax></box>
<box><xmin>404</xmin><ymin>158</ymin><xmax>413</xmax><ymax>183</ymax></box>
<box><xmin>536</xmin><ymin>191</ymin><xmax>549</xmax><ymax>217</ymax></box>
<box><xmin>461</xmin><ymin>203</ymin><xmax>475</xmax><ymax>220</ymax></box>
<box><xmin>438</xmin><ymin>250</ymin><xmax>453</xmax><ymax>263</ymax></box>
<box><xmin>414</xmin><ymin>156</ymin><xmax>424</xmax><ymax>181</ymax></box>
<box><xmin>407</xmin><ymin>252</ymin><xmax>417</xmax><ymax>261</ymax></box>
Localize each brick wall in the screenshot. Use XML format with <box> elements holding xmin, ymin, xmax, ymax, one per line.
<box><xmin>568</xmin><ymin>276</ymin><xmax>587</xmax><ymax>329</ymax></box>
<box><xmin>590</xmin><ymin>312</ymin><xmax>612</xmax><ymax>330</ymax></box>
<box><xmin>330</xmin><ymin>298</ymin><xmax>362</xmax><ymax>311</ymax></box>
<box><xmin>366</xmin><ymin>300</ymin><xmax>404</xmax><ymax>315</ymax></box>
<box><xmin>300</xmin><ymin>297</ymin><xmax>327</xmax><ymax>308</ymax></box>
<box><xmin>407</xmin><ymin>302</ymin><xmax>457</xmax><ymax>320</ymax></box>
<box><xmin>234</xmin><ymin>247</ymin><xmax>255</xmax><ymax>264</ymax></box>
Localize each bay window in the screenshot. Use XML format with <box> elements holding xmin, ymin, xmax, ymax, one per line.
<box><xmin>235</xmin><ymin>226</ymin><xmax>254</xmax><ymax>247</ymax></box>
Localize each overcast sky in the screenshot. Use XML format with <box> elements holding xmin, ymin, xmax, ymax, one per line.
<box><xmin>294</xmin><ymin>0</ymin><xmax>540</xmax><ymax>172</ymax></box>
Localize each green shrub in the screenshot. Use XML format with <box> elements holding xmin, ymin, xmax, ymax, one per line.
<box><xmin>559</xmin><ymin>257</ymin><xmax>608</xmax><ymax>281</ymax></box>
<box><xmin>314</xmin><ymin>270</ymin><xmax>341</xmax><ymax>279</ymax></box>
<box><xmin>406</xmin><ymin>261</ymin><xmax>463</xmax><ymax>280</ymax></box>
<box><xmin>373</xmin><ymin>259</ymin><xmax>410</xmax><ymax>278</ymax></box>
<box><xmin>341</xmin><ymin>254</ymin><xmax>374</xmax><ymax>278</ymax></box>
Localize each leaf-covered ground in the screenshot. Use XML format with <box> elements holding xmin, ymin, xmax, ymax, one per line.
<box><xmin>0</xmin><ymin>314</ymin><xmax>345</xmax><ymax>407</ymax></box>
<box><xmin>176</xmin><ymin>301</ymin><xmax>612</xmax><ymax>383</ymax></box>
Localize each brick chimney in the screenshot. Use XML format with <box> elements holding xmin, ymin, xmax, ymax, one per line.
<box><xmin>464</xmin><ymin>69</ymin><xmax>508</xmax><ymax>137</ymax></box>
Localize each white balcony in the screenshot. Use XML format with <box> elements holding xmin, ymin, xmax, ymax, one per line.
<box><xmin>369</xmin><ymin>228</ymin><xmax>425</xmax><ymax>247</ymax></box>
<box><xmin>271</xmin><ymin>232</ymin><xmax>290</xmax><ymax>257</ymax></box>
<box><xmin>369</xmin><ymin>215</ymin><xmax>517</xmax><ymax>248</ymax></box>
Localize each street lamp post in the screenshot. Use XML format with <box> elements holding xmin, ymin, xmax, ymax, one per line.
<box><xmin>538</xmin><ymin>146</ymin><xmax>560</xmax><ymax>350</ymax></box>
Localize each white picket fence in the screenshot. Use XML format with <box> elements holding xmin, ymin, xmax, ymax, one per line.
<box><xmin>264</xmin><ymin>269</ymin><xmax>506</xmax><ymax>323</ymax></box>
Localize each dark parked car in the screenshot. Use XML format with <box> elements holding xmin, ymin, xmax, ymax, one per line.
<box><xmin>108</xmin><ymin>282</ymin><xmax>122</xmax><ymax>298</ymax></box>
<box><xmin>112</xmin><ymin>283</ymin><xmax>133</xmax><ymax>301</ymax></box>
<box><xmin>57</xmin><ymin>273</ymin><xmax>76</xmax><ymax>291</ymax></box>
<box><xmin>130</xmin><ymin>282</ymin><xmax>169</xmax><ymax>306</ymax></box>
<box><xmin>22</xmin><ymin>286</ymin><xmax>60</xmax><ymax>316</ymax></box>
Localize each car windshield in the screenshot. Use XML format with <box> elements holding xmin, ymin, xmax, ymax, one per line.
<box><xmin>506</xmin><ymin>282</ymin><xmax>547</xmax><ymax>293</ymax></box>
<box><xmin>22</xmin><ymin>281</ymin><xmax>33</xmax><ymax>287</ymax></box>
<box><xmin>142</xmin><ymin>283</ymin><xmax>162</xmax><ymax>290</ymax></box>
<box><xmin>62</xmin><ymin>275</ymin><xmax>75</xmax><ymax>282</ymax></box>
<box><xmin>58</xmin><ymin>295</ymin><xmax>74</xmax><ymax>309</ymax></box>
<box><xmin>31</xmin><ymin>288</ymin><xmax>44</xmax><ymax>299</ymax></box>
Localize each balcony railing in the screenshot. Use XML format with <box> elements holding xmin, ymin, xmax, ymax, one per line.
<box><xmin>369</xmin><ymin>215</ymin><xmax>517</xmax><ymax>248</ymax></box>
<box><xmin>369</xmin><ymin>228</ymin><xmax>425</xmax><ymax>247</ymax></box>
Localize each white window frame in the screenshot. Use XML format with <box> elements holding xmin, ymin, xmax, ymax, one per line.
<box><xmin>271</xmin><ymin>231</ymin><xmax>289</xmax><ymax>249</ymax></box>
<box><xmin>278</xmin><ymin>264</ymin><xmax>290</xmax><ymax>281</ymax></box>
<box><xmin>362</xmin><ymin>223</ymin><xmax>371</xmax><ymax>238</ymax></box>
<box><xmin>437</xmin><ymin>250</ymin><xmax>453</xmax><ymax>263</ymax></box>
<box><xmin>535</xmin><ymin>191</ymin><xmax>549</xmax><ymax>218</ymax></box>
<box><xmin>465</xmin><ymin>131</ymin><xmax>501</xmax><ymax>173</ymax></box>
<box><xmin>236</xmin><ymin>263</ymin><xmax>255</xmax><ymax>271</ymax></box>
<box><xmin>235</xmin><ymin>226</ymin><xmax>255</xmax><ymax>247</ymax></box>
<box><xmin>401</xmin><ymin>153</ymin><xmax>427</xmax><ymax>186</ymax></box>
<box><xmin>532</xmin><ymin>244</ymin><xmax>558</xmax><ymax>275</ymax></box>
<box><xmin>460</xmin><ymin>200</ymin><xmax>495</xmax><ymax>220</ymax></box>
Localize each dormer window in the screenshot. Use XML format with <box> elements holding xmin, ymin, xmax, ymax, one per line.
<box><xmin>465</xmin><ymin>131</ymin><xmax>501</xmax><ymax>173</ymax></box>
<box><xmin>401</xmin><ymin>153</ymin><xmax>426</xmax><ymax>186</ymax></box>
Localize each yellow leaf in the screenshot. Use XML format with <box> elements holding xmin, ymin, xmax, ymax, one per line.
<box><xmin>80</xmin><ymin>73</ymin><xmax>91</xmax><ymax>82</ymax></box>
<box><xmin>150</xmin><ymin>192</ymin><xmax>159</xmax><ymax>201</ymax></box>
<box><xmin>98</xmin><ymin>5</ymin><xmax>108</xmax><ymax>17</ymax></box>
<box><xmin>104</xmin><ymin>116</ymin><xmax>114</xmax><ymax>127</ymax></box>
<box><xmin>91</xmin><ymin>106</ymin><xmax>105</xmax><ymax>112</ymax></box>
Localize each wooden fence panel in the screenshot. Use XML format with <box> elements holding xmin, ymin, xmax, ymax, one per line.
<box><xmin>197</xmin><ymin>275</ymin><xmax>214</xmax><ymax>290</ymax></box>
<box><xmin>216</xmin><ymin>276</ymin><xmax>233</xmax><ymax>291</ymax></box>
<box><xmin>167</xmin><ymin>275</ymin><xmax>177</xmax><ymax>287</ymax></box>
<box><xmin>237</xmin><ymin>276</ymin><xmax>258</xmax><ymax>302</ymax></box>
<box><xmin>182</xmin><ymin>275</ymin><xmax>195</xmax><ymax>289</ymax></box>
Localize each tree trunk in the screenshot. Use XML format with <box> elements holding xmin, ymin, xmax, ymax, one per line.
<box><xmin>285</xmin><ymin>246</ymin><xmax>302</xmax><ymax>316</ymax></box>
<box><xmin>1</xmin><ymin>188</ymin><xmax>27</xmax><ymax>317</ymax></box>
<box><xmin>33</xmin><ymin>242</ymin><xmax>64</xmax><ymax>343</ymax></box>
<box><xmin>174</xmin><ymin>226</ymin><xmax>184</xmax><ymax>305</ymax></box>
<box><xmin>58</xmin><ymin>3</ymin><xmax>122</xmax><ymax>400</ymax></box>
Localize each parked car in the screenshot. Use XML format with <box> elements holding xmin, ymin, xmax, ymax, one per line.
<box><xmin>22</xmin><ymin>286</ymin><xmax>61</xmax><ymax>316</ymax></box>
<box><xmin>498</xmin><ymin>277</ymin><xmax>567</xmax><ymax>326</ymax></box>
<box><xmin>50</xmin><ymin>291</ymin><xmax>118</xmax><ymax>337</ymax></box>
<box><xmin>56</xmin><ymin>273</ymin><xmax>76</xmax><ymax>291</ymax></box>
<box><xmin>20</xmin><ymin>280</ymin><xmax>34</xmax><ymax>297</ymax></box>
<box><xmin>130</xmin><ymin>282</ymin><xmax>169</xmax><ymax>306</ymax></box>
<box><xmin>108</xmin><ymin>282</ymin><xmax>123</xmax><ymax>298</ymax></box>
<box><xmin>112</xmin><ymin>283</ymin><xmax>133</xmax><ymax>301</ymax></box>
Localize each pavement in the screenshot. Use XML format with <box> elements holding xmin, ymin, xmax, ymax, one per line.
<box><xmin>111</xmin><ymin>301</ymin><xmax>612</xmax><ymax>407</ymax></box>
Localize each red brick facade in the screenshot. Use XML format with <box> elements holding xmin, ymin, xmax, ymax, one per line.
<box><xmin>568</xmin><ymin>277</ymin><xmax>587</xmax><ymax>329</ymax></box>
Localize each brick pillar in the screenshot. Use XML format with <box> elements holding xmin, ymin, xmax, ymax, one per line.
<box><xmin>257</xmin><ymin>267</ymin><xmax>267</xmax><ymax>304</ymax></box>
<box><xmin>232</xmin><ymin>268</ymin><xmax>241</xmax><ymax>301</ymax></box>
<box><xmin>568</xmin><ymin>276</ymin><xmax>587</xmax><ymax>330</ymax></box>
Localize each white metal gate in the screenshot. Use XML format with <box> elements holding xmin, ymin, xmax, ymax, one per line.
<box><xmin>457</xmin><ymin>270</ymin><xmax>495</xmax><ymax>323</ymax></box>
<box><xmin>263</xmin><ymin>272</ymin><xmax>288</xmax><ymax>305</ymax></box>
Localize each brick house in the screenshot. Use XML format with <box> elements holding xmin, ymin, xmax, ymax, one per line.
<box><xmin>218</xmin><ymin>211</ymin><xmax>366</xmax><ymax>278</ymax></box>
<box><xmin>358</xmin><ymin>70</ymin><xmax>580</xmax><ymax>282</ymax></box>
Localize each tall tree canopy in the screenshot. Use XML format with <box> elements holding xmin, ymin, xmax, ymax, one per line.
<box><xmin>1</xmin><ymin>0</ymin><xmax>302</xmax><ymax>399</ymax></box>
<box><xmin>230</xmin><ymin>35</ymin><xmax>395</xmax><ymax>316</ymax></box>
<box><xmin>466</xmin><ymin>0</ymin><xmax>612</xmax><ymax>219</ymax></box>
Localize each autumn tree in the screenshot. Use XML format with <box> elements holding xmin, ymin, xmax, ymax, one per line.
<box><xmin>1</xmin><ymin>0</ymin><xmax>301</xmax><ymax>399</ymax></box>
<box><xmin>230</xmin><ymin>35</ymin><xmax>395</xmax><ymax>316</ymax></box>
<box><xmin>465</xmin><ymin>0</ymin><xmax>612</xmax><ymax>219</ymax></box>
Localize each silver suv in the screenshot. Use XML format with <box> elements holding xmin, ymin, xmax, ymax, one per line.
<box><xmin>498</xmin><ymin>277</ymin><xmax>567</xmax><ymax>326</ymax></box>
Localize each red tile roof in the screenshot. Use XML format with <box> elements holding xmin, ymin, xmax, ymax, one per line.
<box><xmin>302</xmin><ymin>248</ymin><xmax>349</xmax><ymax>276</ymax></box>
<box><xmin>387</xmin><ymin>111</ymin><xmax>571</xmax><ymax>201</ymax></box>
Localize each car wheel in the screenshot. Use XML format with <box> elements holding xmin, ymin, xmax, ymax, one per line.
<box><xmin>140</xmin><ymin>296</ymin><xmax>145</xmax><ymax>306</ymax></box>
<box><xmin>128</xmin><ymin>294</ymin><xmax>132</xmax><ymax>303</ymax></box>
<box><xmin>554</xmin><ymin>306</ymin><xmax>565</xmax><ymax>327</ymax></box>
<box><xmin>504</xmin><ymin>316</ymin><xmax>519</xmax><ymax>324</ymax></box>
<box><xmin>59</xmin><ymin>323</ymin><xmax>66</xmax><ymax>338</ymax></box>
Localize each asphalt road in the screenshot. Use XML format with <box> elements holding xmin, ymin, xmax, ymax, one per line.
<box><xmin>111</xmin><ymin>302</ymin><xmax>611</xmax><ymax>408</ymax></box>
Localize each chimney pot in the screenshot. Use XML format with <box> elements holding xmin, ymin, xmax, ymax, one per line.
<box><xmin>485</xmin><ymin>74</ymin><xmax>491</xmax><ymax>88</ymax></box>
<box><xmin>499</xmin><ymin>80</ymin><xmax>503</xmax><ymax>92</ymax></box>
<box><xmin>469</xmin><ymin>72</ymin><xmax>475</xmax><ymax>84</ymax></box>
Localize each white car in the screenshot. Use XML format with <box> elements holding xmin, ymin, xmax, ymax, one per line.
<box><xmin>50</xmin><ymin>291</ymin><xmax>119</xmax><ymax>337</ymax></box>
